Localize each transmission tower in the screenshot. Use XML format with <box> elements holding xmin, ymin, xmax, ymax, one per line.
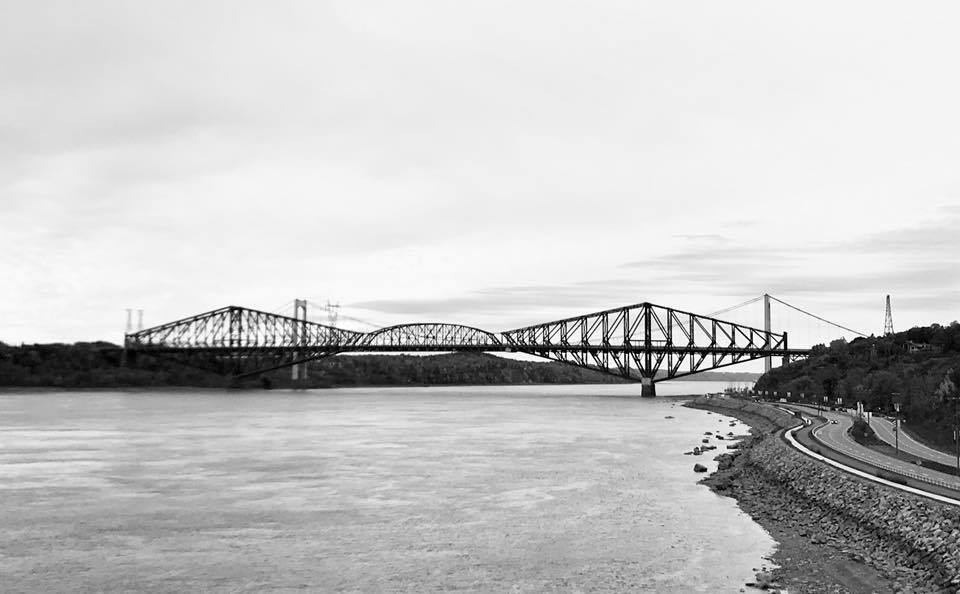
<box><xmin>884</xmin><ymin>295</ymin><xmax>894</xmax><ymax>336</ymax></box>
<box><xmin>325</xmin><ymin>300</ymin><xmax>341</xmax><ymax>327</ymax></box>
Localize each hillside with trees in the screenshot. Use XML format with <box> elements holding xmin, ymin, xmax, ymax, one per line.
<box><xmin>0</xmin><ymin>342</ymin><xmax>757</xmax><ymax>389</ymax></box>
<box><xmin>755</xmin><ymin>322</ymin><xmax>960</xmax><ymax>448</ymax></box>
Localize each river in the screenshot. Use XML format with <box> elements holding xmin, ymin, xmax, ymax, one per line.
<box><xmin>1</xmin><ymin>382</ymin><xmax>774</xmax><ymax>592</ymax></box>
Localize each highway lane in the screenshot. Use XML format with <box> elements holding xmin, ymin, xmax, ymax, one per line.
<box><xmin>869</xmin><ymin>416</ymin><xmax>960</xmax><ymax>469</ymax></box>
<box><xmin>779</xmin><ymin>404</ymin><xmax>960</xmax><ymax>490</ymax></box>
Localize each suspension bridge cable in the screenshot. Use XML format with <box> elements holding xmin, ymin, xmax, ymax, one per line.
<box><xmin>338</xmin><ymin>315</ymin><xmax>384</xmax><ymax>329</ymax></box>
<box><xmin>768</xmin><ymin>296</ymin><xmax>868</xmax><ymax>337</ymax></box>
<box><xmin>267</xmin><ymin>300</ymin><xmax>294</xmax><ymax>315</ymax></box>
<box><xmin>708</xmin><ymin>295</ymin><xmax>764</xmax><ymax>318</ymax></box>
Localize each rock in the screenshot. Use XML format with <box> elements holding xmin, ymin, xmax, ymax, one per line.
<box><xmin>753</xmin><ymin>571</ymin><xmax>774</xmax><ymax>589</ymax></box>
<box><xmin>702</xmin><ymin>438</ymin><xmax>710</xmax><ymax>443</ymax></box>
<box><xmin>665</xmin><ymin>415</ymin><xmax>675</xmax><ymax>419</ymax></box>
<box><xmin>694</xmin><ymin>463</ymin><xmax>708</xmax><ymax>472</ymax></box>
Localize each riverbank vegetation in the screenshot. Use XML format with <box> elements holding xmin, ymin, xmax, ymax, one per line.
<box><xmin>756</xmin><ymin>322</ymin><xmax>960</xmax><ymax>449</ymax></box>
<box><xmin>0</xmin><ymin>342</ymin><xmax>758</xmax><ymax>389</ymax></box>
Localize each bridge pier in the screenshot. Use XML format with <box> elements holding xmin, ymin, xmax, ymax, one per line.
<box><xmin>641</xmin><ymin>377</ymin><xmax>656</xmax><ymax>398</ymax></box>
<box><xmin>292</xmin><ymin>299</ymin><xmax>308</xmax><ymax>383</ymax></box>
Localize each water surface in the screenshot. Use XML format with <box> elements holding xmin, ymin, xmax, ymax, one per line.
<box><xmin>1</xmin><ymin>384</ymin><xmax>773</xmax><ymax>592</ymax></box>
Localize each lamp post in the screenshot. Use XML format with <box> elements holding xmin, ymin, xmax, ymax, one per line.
<box><xmin>953</xmin><ymin>393</ymin><xmax>960</xmax><ymax>477</ymax></box>
<box><xmin>893</xmin><ymin>401</ymin><xmax>901</xmax><ymax>458</ymax></box>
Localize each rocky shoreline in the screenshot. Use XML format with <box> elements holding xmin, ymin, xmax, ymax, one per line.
<box><xmin>685</xmin><ymin>396</ymin><xmax>960</xmax><ymax>593</ymax></box>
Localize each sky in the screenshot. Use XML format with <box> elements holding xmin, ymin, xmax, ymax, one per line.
<box><xmin>3</xmin><ymin>1</ymin><xmax>959</xmax><ymax>347</ymax></box>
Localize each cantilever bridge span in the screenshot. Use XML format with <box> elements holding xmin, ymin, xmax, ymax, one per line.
<box><xmin>125</xmin><ymin>301</ymin><xmax>809</xmax><ymax>396</ymax></box>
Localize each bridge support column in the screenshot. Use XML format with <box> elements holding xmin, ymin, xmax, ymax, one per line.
<box><xmin>292</xmin><ymin>299</ymin><xmax>308</xmax><ymax>383</ymax></box>
<box><xmin>781</xmin><ymin>331</ymin><xmax>789</xmax><ymax>368</ymax></box>
<box><xmin>641</xmin><ymin>377</ymin><xmax>656</xmax><ymax>398</ymax></box>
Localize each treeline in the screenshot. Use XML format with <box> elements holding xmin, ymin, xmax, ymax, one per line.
<box><xmin>0</xmin><ymin>341</ymin><xmax>757</xmax><ymax>389</ymax></box>
<box><xmin>756</xmin><ymin>321</ymin><xmax>960</xmax><ymax>448</ymax></box>
<box><xmin>0</xmin><ymin>342</ymin><xmax>627</xmax><ymax>388</ymax></box>
<box><xmin>0</xmin><ymin>342</ymin><xmax>227</xmax><ymax>387</ymax></box>
<box><xmin>279</xmin><ymin>352</ymin><xmax>627</xmax><ymax>388</ymax></box>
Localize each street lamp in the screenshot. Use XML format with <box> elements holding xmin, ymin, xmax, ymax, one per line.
<box><xmin>953</xmin><ymin>393</ymin><xmax>960</xmax><ymax>477</ymax></box>
<box><xmin>892</xmin><ymin>400</ymin><xmax>901</xmax><ymax>458</ymax></box>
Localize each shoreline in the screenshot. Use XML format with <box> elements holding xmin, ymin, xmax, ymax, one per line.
<box><xmin>685</xmin><ymin>398</ymin><xmax>902</xmax><ymax>593</ymax></box>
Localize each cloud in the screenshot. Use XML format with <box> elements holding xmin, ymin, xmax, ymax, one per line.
<box><xmin>4</xmin><ymin>2</ymin><xmax>960</xmax><ymax>344</ymax></box>
<box><xmin>352</xmin><ymin>212</ymin><xmax>960</xmax><ymax>338</ymax></box>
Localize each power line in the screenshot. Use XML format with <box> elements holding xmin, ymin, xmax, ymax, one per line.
<box><xmin>306</xmin><ymin>300</ymin><xmax>383</xmax><ymax>330</ymax></box>
<box><xmin>768</xmin><ymin>296</ymin><xmax>868</xmax><ymax>338</ymax></box>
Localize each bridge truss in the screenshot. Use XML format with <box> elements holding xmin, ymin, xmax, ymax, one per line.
<box><xmin>125</xmin><ymin>301</ymin><xmax>808</xmax><ymax>392</ymax></box>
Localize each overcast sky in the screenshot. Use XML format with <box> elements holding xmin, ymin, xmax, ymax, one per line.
<box><xmin>3</xmin><ymin>1</ymin><xmax>959</xmax><ymax>347</ymax></box>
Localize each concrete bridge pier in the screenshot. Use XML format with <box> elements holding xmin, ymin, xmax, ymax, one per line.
<box><xmin>641</xmin><ymin>377</ymin><xmax>656</xmax><ymax>397</ymax></box>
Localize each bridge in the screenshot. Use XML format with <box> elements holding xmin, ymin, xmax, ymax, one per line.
<box><xmin>123</xmin><ymin>295</ymin><xmax>837</xmax><ymax>396</ymax></box>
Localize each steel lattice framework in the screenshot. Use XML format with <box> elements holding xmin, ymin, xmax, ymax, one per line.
<box><xmin>126</xmin><ymin>306</ymin><xmax>363</xmax><ymax>375</ymax></box>
<box><xmin>501</xmin><ymin>302</ymin><xmax>802</xmax><ymax>384</ymax></box>
<box><xmin>359</xmin><ymin>323</ymin><xmax>501</xmax><ymax>350</ymax></box>
<box><xmin>125</xmin><ymin>301</ymin><xmax>809</xmax><ymax>385</ymax></box>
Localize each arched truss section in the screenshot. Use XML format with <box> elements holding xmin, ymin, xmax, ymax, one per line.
<box><xmin>359</xmin><ymin>323</ymin><xmax>502</xmax><ymax>350</ymax></box>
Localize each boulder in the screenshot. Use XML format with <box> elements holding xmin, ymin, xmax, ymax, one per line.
<box><xmin>694</xmin><ymin>463</ymin><xmax>708</xmax><ymax>472</ymax></box>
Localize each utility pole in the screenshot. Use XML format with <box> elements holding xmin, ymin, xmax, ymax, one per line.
<box><xmin>954</xmin><ymin>394</ymin><xmax>960</xmax><ymax>477</ymax></box>
<box><xmin>893</xmin><ymin>400</ymin><xmax>901</xmax><ymax>458</ymax></box>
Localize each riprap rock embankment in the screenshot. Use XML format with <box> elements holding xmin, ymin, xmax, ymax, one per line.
<box><xmin>688</xmin><ymin>397</ymin><xmax>960</xmax><ymax>593</ymax></box>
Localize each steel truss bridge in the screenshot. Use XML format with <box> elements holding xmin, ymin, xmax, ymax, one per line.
<box><xmin>125</xmin><ymin>301</ymin><xmax>810</xmax><ymax>396</ymax></box>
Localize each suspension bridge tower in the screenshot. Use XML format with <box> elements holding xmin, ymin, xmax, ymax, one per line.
<box><xmin>763</xmin><ymin>293</ymin><xmax>772</xmax><ymax>373</ymax></box>
<box><xmin>291</xmin><ymin>299</ymin><xmax>308</xmax><ymax>382</ymax></box>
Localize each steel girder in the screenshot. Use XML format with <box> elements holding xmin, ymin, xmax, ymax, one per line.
<box><xmin>125</xmin><ymin>302</ymin><xmax>808</xmax><ymax>380</ymax></box>
<box><xmin>359</xmin><ymin>323</ymin><xmax>501</xmax><ymax>350</ymax></box>
<box><xmin>500</xmin><ymin>302</ymin><xmax>797</xmax><ymax>382</ymax></box>
<box><xmin>125</xmin><ymin>306</ymin><xmax>363</xmax><ymax>376</ymax></box>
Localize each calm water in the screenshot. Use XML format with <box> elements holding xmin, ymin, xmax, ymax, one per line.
<box><xmin>1</xmin><ymin>383</ymin><xmax>774</xmax><ymax>592</ymax></box>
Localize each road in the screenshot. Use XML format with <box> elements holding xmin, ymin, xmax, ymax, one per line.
<box><xmin>869</xmin><ymin>416</ymin><xmax>960</xmax><ymax>470</ymax></box>
<box><xmin>780</xmin><ymin>404</ymin><xmax>960</xmax><ymax>490</ymax></box>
